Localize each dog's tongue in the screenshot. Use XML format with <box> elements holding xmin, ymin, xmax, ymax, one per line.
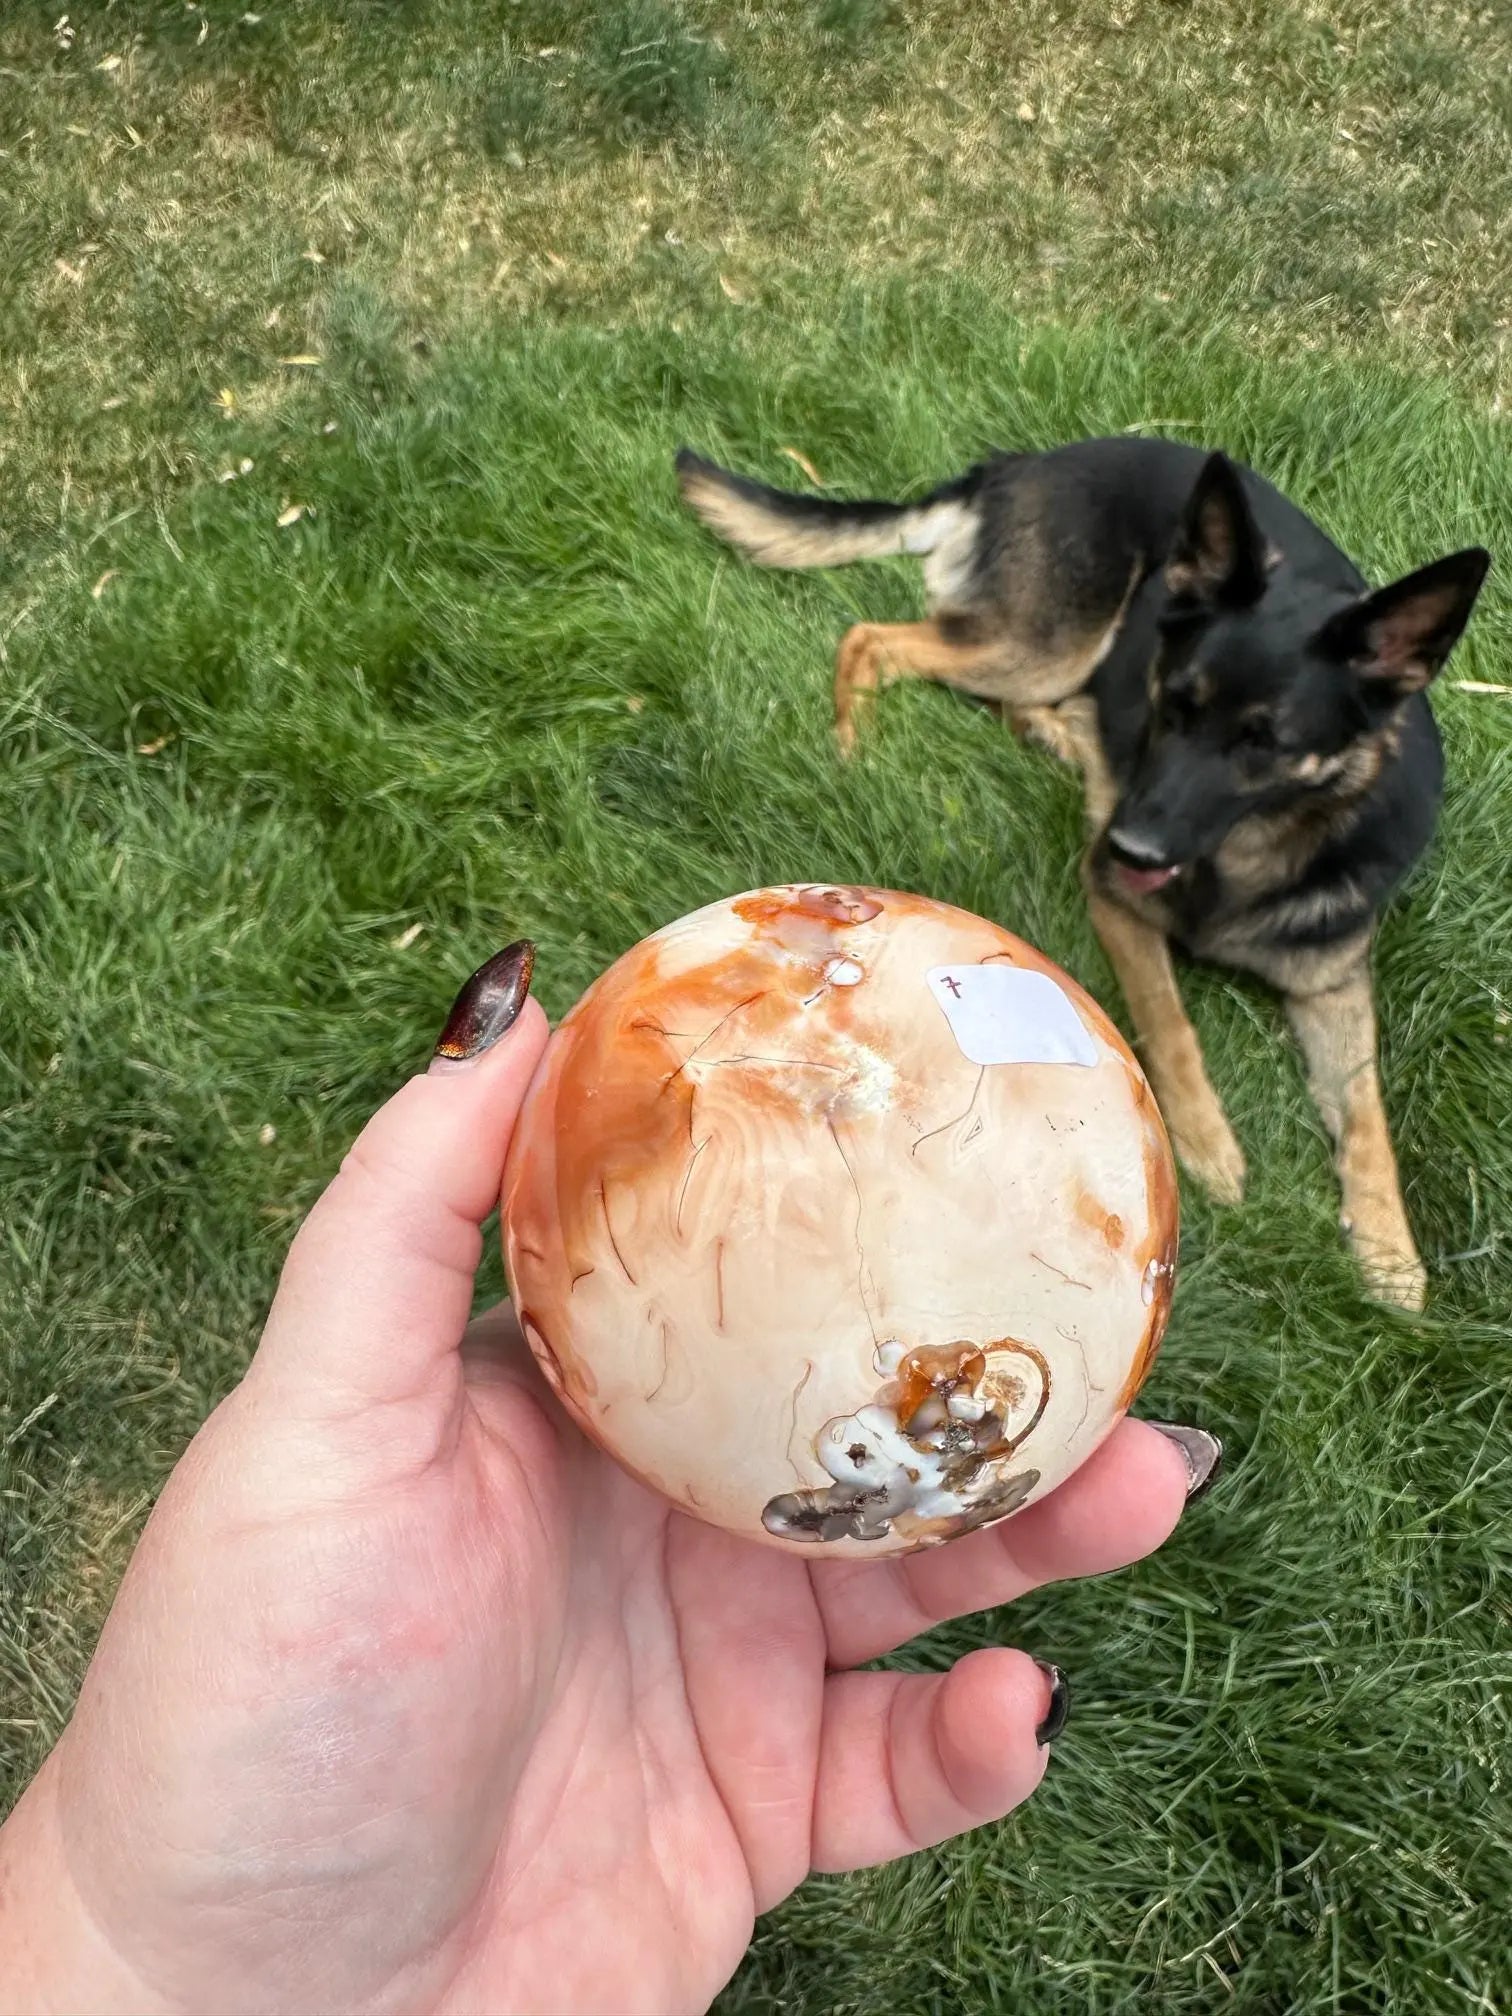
<box><xmin>1117</xmin><ymin>862</ymin><xmax>1181</xmax><ymax>896</ymax></box>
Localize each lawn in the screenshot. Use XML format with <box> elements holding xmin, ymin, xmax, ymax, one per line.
<box><xmin>3</xmin><ymin>1</ymin><xmax>1512</xmax><ymax>2009</ymax></box>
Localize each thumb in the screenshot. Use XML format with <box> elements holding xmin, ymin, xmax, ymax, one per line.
<box><xmin>250</xmin><ymin>942</ymin><xmax>549</xmax><ymax>1416</ymax></box>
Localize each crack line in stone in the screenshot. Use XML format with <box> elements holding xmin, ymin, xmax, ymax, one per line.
<box><xmin>600</xmin><ymin>1182</ymin><xmax>636</xmax><ymax>1285</ymax></box>
<box><xmin>630</xmin><ymin>1016</ymin><xmax>702</xmax><ymax>1068</ymax></box>
<box><xmin>787</xmin><ymin>1360</ymin><xmax>815</xmax><ymax>1482</ymax></box>
<box><xmin>660</xmin><ymin>992</ymin><xmax>768</xmax><ymax>1091</ymax></box>
<box><xmin>691</xmin><ymin>1053</ymin><xmax>848</xmax><ymax>1074</ymax></box>
<box><xmin>1056</xmin><ymin>1324</ymin><xmax>1094</xmax><ymax>1438</ymax></box>
<box><xmin>1030</xmin><ymin>1252</ymin><xmax>1091</xmax><ymax>1290</ymax></box>
<box><xmin>675</xmin><ymin>1136</ymin><xmax>709</xmax><ymax>1236</ymax></box>
<box><xmin>826</xmin><ymin>1115</ymin><xmax>878</xmax><ymax>1345</ymax></box>
<box><xmin>910</xmin><ymin>1066</ymin><xmax>986</xmax><ymax>1160</ymax></box>
<box><xmin>646</xmin><ymin>1318</ymin><xmax>673</xmax><ymax>1402</ymax></box>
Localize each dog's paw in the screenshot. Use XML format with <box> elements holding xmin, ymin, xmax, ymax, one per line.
<box><xmin>1173</xmin><ymin>1116</ymin><xmax>1247</xmax><ymax>1206</ymax></box>
<box><xmin>833</xmin><ymin>714</ymin><xmax>861</xmax><ymax>760</ymax></box>
<box><xmin>1367</xmin><ymin>1259</ymin><xmax>1428</xmax><ymax>1313</ymax></box>
<box><xmin>1010</xmin><ymin>706</ymin><xmax>1076</xmax><ymax>763</ymax></box>
<box><xmin>1345</xmin><ymin>1219</ymin><xmax>1428</xmax><ymax>1313</ymax></box>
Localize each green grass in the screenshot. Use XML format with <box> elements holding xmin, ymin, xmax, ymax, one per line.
<box><xmin>3</xmin><ymin>3</ymin><xmax>1512</xmax><ymax>2010</ymax></box>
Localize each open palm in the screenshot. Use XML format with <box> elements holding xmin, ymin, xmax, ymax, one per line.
<box><xmin>3</xmin><ymin>996</ymin><xmax>1194</xmax><ymax>2016</ymax></box>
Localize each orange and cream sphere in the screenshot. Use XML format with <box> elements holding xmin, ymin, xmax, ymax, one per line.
<box><xmin>503</xmin><ymin>886</ymin><xmax>1177</xmax><ymax>1557</ymax></box>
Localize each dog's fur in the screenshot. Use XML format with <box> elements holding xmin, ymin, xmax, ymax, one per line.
<box><xmin>676</xmin><ymin>437</ymin><xmax>1491</xmax><ymax>1309</ymax></box>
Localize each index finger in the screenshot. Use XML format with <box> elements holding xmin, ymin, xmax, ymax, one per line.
<box><xmin>250</xmin><ymin>963</ymin><xmax>549</xmax><ymax>1418</ymax></box>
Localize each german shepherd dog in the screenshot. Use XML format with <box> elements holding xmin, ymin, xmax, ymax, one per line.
<box><xmin>676</xmin><ymin>437</ymin><xmax>1490</xmax><ymax>1309</ymax></box>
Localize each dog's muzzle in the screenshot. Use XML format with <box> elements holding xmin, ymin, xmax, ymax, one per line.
<box><xmin>1105</xmin><ymin>826</ymin><xmax>1183</xmax><ymax>895</ymax></box>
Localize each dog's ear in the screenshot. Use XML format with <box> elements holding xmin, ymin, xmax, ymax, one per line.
<box><xmin>1317</xmin><ymin>548</ymin><xmax>1491</xmax><ymax>696</ymax></box>
<box><xmin>1165</xmin><ymin>453</ymin><xmax>1270</xmax><ymax>608</ymax></box>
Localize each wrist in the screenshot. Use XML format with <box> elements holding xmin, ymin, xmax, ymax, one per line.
<box><xmin>0</xmin><ymin>1756</ymin><xmax>171</xmax><ymax>2016</ymax></box>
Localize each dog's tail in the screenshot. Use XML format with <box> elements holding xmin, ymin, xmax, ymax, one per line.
<box><xmin>675</xmin><ymin>448</ymin><xmax>978</xmax><ymax>569</ymax></box>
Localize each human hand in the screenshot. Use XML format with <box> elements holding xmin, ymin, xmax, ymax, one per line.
<box><xmin>0</xmin><ymin>942</ymin><xmax>1216</xmax><ymax>2016</ymax></box>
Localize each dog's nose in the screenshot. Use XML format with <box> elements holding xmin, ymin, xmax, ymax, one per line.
<box><xmin>1106</xmin><ymin>825</ymin><xmax>1172</xmax><ymax>870</ymax></box>
<box><xmin>1105</xmin><ymin>824</ymin><xmax>1183</xmax><ymax>895</ymax></box>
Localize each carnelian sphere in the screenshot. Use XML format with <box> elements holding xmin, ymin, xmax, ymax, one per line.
<box><xmin>501</xmin><ymin>885</ymin><xmax>1177</xmax><ymax>1557</ymax></box>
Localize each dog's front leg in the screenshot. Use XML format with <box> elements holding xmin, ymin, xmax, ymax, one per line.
<box><xmin>1085</xmin><ymin>892</ymin><xmax>1247</xmax><ymax>1204</ymax></box>
<box><xmin>1286</xmin><ymin>967</ymin><xmax>1426</xmax><ymax>1311</ymax></box>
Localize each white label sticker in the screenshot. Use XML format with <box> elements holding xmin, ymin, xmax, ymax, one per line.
<box><xmin>927</xmin><ymin>965</ymin><xmax>1098</xmax><ymax>1068</ymax></box>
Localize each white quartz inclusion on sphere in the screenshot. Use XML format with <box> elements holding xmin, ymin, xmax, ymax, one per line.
<box><xmin>502</xmin><ymin>885</ymin><xmax>1178</xmax><ymax>1557</ymax></box>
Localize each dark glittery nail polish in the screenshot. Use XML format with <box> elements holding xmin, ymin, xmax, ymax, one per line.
<box><xmin>432</xmin><ymin>941</ymin><xmax>535</xmax><ymax>1065</ymax></box>
<box><xmin>1147</xmin><ymin>1422</ymin><xmax>1225</xmax><ymax>1504</ymax></box>
<box><xmin>1034</xmin><ymin>1662</ymin><xmax>1070</xmax><ymax>1747</ymax></box>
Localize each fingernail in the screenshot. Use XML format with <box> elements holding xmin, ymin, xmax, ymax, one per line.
<box><xmin>431</xmin><ymin>940</ymin><xmax>535</xmax><ymax>1067</ymax></box>
<box><xmin>1147</xmin><ymin>1422</ymin><xmax>1225</xmax><ymax>1504</ymax></box>
<box><xmin>1034</xmin><ymin>1662</ymin><xmax>1070</xmax><ymax>1747</ymax></box>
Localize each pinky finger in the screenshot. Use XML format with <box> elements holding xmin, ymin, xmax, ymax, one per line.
<box><xmin>811</xmin><ymin>1648</ymin><xmax>1058</xmax><ymax>1874</ymax></box>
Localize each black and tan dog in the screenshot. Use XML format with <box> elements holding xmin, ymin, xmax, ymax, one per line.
<box><xmin>676</xmin><ymin>437</ymin><xmax>1490</xmax><ymax>1309</ymax></box>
